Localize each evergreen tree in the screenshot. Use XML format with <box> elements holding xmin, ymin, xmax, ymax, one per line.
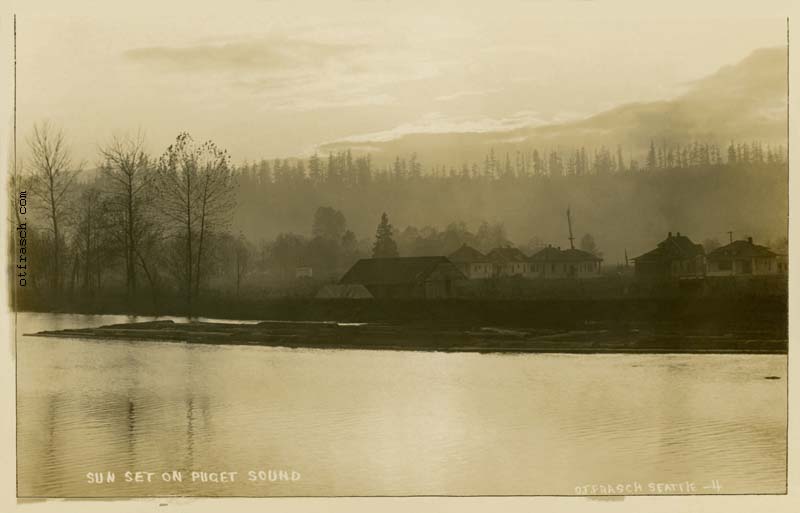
<box><xmin>566</xmin><ymin>153</ymin><xmax>577</xmax><ymax>176</ymax></box>
<box><xmin>532</xmin><ymin>149</ymin><xmax>542</xmax><ymax>175</ymax></box>
<box><xmin>393</xmin><ymin>156</ymin><xmax>403</xmax><ymax>182</ymax></box>
<box><xmin>548</xmin><ymin>151</ymin><xmax>562</xmax><ymax>176</ymax></box>
<box><xmin>409</xmin><ymin>152</ymin><xmax>422</xmax><ymax>179</ymax></box>
<box><xmin>580</xmin><ymin>147</ymin><xmax>588</xmax><ymax>175</ymax></box>
<box><xmin>616</xmin><ymin>145</ymin><xmax>625</xmax><ymax>173</ymax></box>
<box><xmin>727</xmin><ymin>141</ymin><xmax>737</xmax><ymax>164</ymax></box>
<box><xmin>258</xmin><ymin>159</ymin><xmax>271</xmax><ymax>184</ymax></box>
<box><xmin>646</xmin><ymin>140</ymin><xmax>657</xmax><ymax>170</ymax></box>
<box><xmin>308</xmin><ymin>153</ymin><xmax>322</xmax><ymax>184</ymax></box>
<box><xmin>372</xmin><ymin>212</ymin><xmax>399</xmax><ymax>258</ymax></box>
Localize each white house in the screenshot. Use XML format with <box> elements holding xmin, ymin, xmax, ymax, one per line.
<box><xmin>447</xmin><ymin>244</ymin><xmax>492</xmax><ymax>279</ymax></box>
<box><xmin>527</xmin><ymin>246</ymin><xmax>603</xmax><ymax>279</ymax></box>
<box><xmin>706</xmin><ymin>238</ymin><xmax>779</xmax><ymax>276</ymax></box>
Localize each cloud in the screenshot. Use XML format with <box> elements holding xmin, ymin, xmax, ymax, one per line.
<box><xmin>124</xmin><ymin>35</ymin><xmax>360</xmax><ymax>73</ymax></box>
<box><xmin>434</xmin><ymin>88</ymin><xmax>502</xmax><ymax>102</ymax></box>
<box><xmin>123</xmin><ymin>34</ymin><xmax>443</xmax><ymax>112</ymax></box>
<box><xmin>331</xmin><ymin>110</ymin><xmax>549</xmax><ymax>143</ymax></box>
<box><xmin>266</xmin><ymin>93</ymin><xmax>396</xmax><ymax>112</ymax></box>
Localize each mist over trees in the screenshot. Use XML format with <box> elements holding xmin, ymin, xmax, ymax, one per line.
<box><xmin>11</xmin><ymin>123</ymin><xmax>788</xmax><ymax>312</ymax></box>
<box><xmin>15</xmin><ymin>128</ymin><xmax>238</xmax><ymax>314</ymax></box>
<box><xmin>234</xmin><ymin>141</ymin><xmax>787</xmax><ymax>265</ymax></box>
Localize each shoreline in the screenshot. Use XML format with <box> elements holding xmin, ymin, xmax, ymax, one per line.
<box><xmin>27</xmin><ymin>320</ymin><xmax>788</xmax><ymax>355</ymax></box>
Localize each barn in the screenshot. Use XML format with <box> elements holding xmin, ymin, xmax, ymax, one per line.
<box><xmin>339</xmin><ymin>257</ymin><xmax>467</xmax><ymax>299</ymax></box>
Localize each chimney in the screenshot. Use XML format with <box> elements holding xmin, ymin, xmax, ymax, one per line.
<box><xmin>676</xmin><ymin>232</ymin><xmax>681</xmax><ymax>237</ymax></box>
<box><xmin>748</xmin><ymin>237</ymin><xmax>753</xmax><ymax>244</ymax></box>
<box><xmin>668</xmin><ymin>232</ymin><xmax>672</xmax><ymax>238</ymax></box>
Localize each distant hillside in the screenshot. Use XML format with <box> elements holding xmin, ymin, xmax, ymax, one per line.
<box><xmin>320</xmin><ymin>47</ymin><xmax>787</xmax><ymax>167</ymax></box>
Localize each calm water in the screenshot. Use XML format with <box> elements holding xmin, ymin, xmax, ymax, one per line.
<box><xmin>15</xmin><ymin>312</ymin><xmax>787</xmax><ymax>497</ymax></box>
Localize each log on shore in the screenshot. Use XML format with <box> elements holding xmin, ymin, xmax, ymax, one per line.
<box><xmin>26</xmin><ymin>320</ymin><xmax>788</xmax><ymax>355</ymax></box>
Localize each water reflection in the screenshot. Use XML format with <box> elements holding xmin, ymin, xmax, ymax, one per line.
<box><xmin>16</xmin><ymin>313</ymin><xmax>787</xmax><ymax>497</ymax></box>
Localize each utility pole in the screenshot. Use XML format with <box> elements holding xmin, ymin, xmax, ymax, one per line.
<box><xmin>567</xmin><ymin>206</ymin><xmax>575</xmax><ymax>250</ymax></box>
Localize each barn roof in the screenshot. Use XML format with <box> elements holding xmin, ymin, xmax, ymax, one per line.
<box><xmin>316</xmin><ymin>284</ymin><xmax>374</xmax><ymax>299</ymax></box>
<box><xmin>340</xmin><ymin>257</ymin><xmax>465</xmax><ymax>285</ymax></box>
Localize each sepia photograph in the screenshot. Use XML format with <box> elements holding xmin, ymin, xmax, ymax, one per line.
<box><xmin>1</xmin><ymin>0</ymin><xmax>798</xmax><ymax>510</ymax></box>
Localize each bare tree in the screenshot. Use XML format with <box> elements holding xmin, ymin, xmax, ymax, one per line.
<box><xmin>71</xmin><ymin>186</ymin><xmax>112</xmax><ymax>293</ymax></box>
<box><xmin>193</xmin><ymin>140</ymin><xmax>237</xmax><ymax>297</ymax></box>
<box><xmin>156</xmin><ymin>133</ymin><xmax>236</xmax><ymax>314</ymax></box>
<box><xmin>99</xmin><ymin>132</ymin><xmax>152</xmax><ymax>297</ymax></box>
<box><xmin>27</xmin><ymin>122</ymin><xmax>81</xmax><ymax>291</ymax></box>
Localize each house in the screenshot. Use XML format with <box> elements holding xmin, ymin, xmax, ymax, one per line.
<box><xmin>486</xmin><ymin>246</ymin><xmax>528</xmax><ymax>277</ymax></box>
<box><xmin>448</xmin><ymin>243</ymin><xmax>492</xmax><ymax>279</ymax></box>
<box><xmin>633</xmin><ymin>232</ymin><xmax>705</xmax><ymax>281</ymax></box>
<box><xmin>339</xmin><ymin>256</ymin><xmax>467</xmax><ymax>299</ymax></box>
<box><xmin>706</xmin><ymin>237</ymin><xmax>779</xmax><ymax>276</ymax></box>
<box><xmin>527</xmin><ymin>245</ymin><xmax>603</xmax><ymax>279</ymax></box>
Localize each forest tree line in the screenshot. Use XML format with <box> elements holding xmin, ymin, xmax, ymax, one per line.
<box><xmin>10</xmin><ymin>123</ymin><xmax>788</xmax><ymax>313</ymax></box>
<box><xmin>233</xmin><ymin>139</ymin><xmax>787</xmax><ymax>268</ymax></box>
<box><xmin>238</xmin><ymin>140</ymin><xmax>786</xmax><ymax>187</ymax></box>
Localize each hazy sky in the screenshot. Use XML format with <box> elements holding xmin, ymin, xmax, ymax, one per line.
<box><xmin>12</xmin><ymin>0</ymin><xmax>790</xmax><ymax>164</ymax></box>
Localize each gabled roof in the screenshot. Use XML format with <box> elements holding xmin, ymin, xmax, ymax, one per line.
<box><xmin>707</xmin><ymin>239</ymin><xmax>777</xmax><ymax>260</ymax></box>
<box><xmin>486</xmin><ymin>246</ymin><xmax>527</xmax><ymax>263</ymax></box>
<box><xmin>448</xmin><ymin>243</ymin><xmax>488</xmax><ymax>263</ymax></box>
<box><xmin>634</xmin><ymin>233</ymin><xmax>704</xmax><ymax>262</ymax></box>
<box><xmin>560</xmin><ymin>248</ymin><xmax>603</xmax><ymax>262</ymax></box>
<box><xmin>529</xmin><ymin>246</ymin><xmax>562</xmax><ymax>261</ymax></box>
<box><xmin>340</xmin><ymin>257</ymin><xmax>466</xmax><ymax>285</ymax></box>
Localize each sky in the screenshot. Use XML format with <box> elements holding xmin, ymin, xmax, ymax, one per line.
<box><xmin>10</xmin><ymin>0</ymin><xmax>791</xmax><ymax>165</ymax></box>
